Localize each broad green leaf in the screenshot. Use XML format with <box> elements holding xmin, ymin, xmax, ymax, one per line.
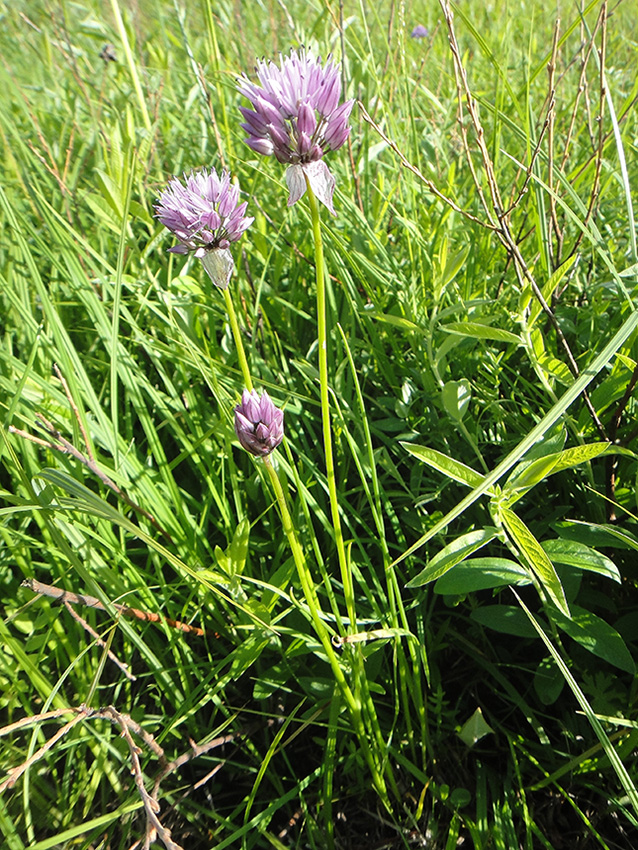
<box><xmin>214</xmin><ymin>545</ymin><xmax>229</xmax><ymax>573</ymax></box>
<box><xmin>539</xmin><ymin>355</ymin><xmax>572</xmax><ymax>384</ymax></box>
<box><xmin>542</xmin><ymin>539</ymin><xmax>620</xmax><ymax>583</ymax></box>
<box><xmin>440</xmin><ymin>321</ymin><xmax>521</xmax><ymax>345</ymax></box>
<box><xmin>471</xmin><ymin>605</ymin><xmax>538</xmax><ymax>637</ymax></box>
<box><xmin>400</xmin><ymin>443</ymin><xmax>485</xmax><ymax>489</ymax></box>
<box><xmin>442</xmin><ymin>379</ymin><xmax>472</xmax><ymax>423</ymax></box>
<box><xmin>457</xmin><ymin>707</ymin><xmax>494</xmax><ymax>747</ymax></box>
<box><xmin>552</xmin><ymin>605</ymin><xmax>635</xmax><ymax>673</ymax></box>
<box><xmin>619</xmin><ymin>262</ymin><xmax>638</xmax><ymax>278</ymax></box>
<box><xmin>549</xmin><ymin>442</ymin><xmax>610</xmax><ymax>473</ymax></box>
<box><xmin>525</xmin><ymin>428</ymin><xmax>567</xmax><ymax>460</ymax></box>
<box><xmin>229</xmin><ymin>518</ymin><xmax>250</xmax><ymax>575</ymax></box>
<box><xmin>554</xmin><ymin>520</ymin><xmax>638</xmax><ymax>550</ymax></box>
<box><xmin>534</xmin><ymin>657</ymin><xmax>565</xmax><ymax>705</ymax></box>
<box><xmin>407</xmin><ymin>528</ymin><xmax>498</xmax><ymax>588</ymax></box>
<box><xmin>504</xmin><ymin>454</ymin><xmax>561</xmax><ymax>493</ymax></box>
<box><xmin>229</xmin><ymin>634</ymin><xmax>270</xmax><ymax>678</ymax></box>
<box><xmin>433</xmin><ymin>557</ymin><xmax>532</xmax><ymax>594</ymax></box>
<box><xmin>253</xmin><ymin>662</ymin><xmax>290</xmax><ymax>700</ymax></box>
<box><xmin>391</xmin><ymin>308</ymin><xmax>638</xmax><ymax>570</ymax></box>
<box><xmin>499</xmin><ymin>508</ymin><xmax>569</xmax><ymax>615</ymax></box>
<box><xmin>440</xmin><ymin>245</ymin><xmax>471</xmax><ymax>289</ymax></box>
<box><xmin>369</xmin><ymin>312</ymin><xmax>421</xmax><ymax>332</ymax></box>
<box><xmin>528</xmin><ymin>255</ymin><xmax>577</xmax><ymax>326</ymax></box>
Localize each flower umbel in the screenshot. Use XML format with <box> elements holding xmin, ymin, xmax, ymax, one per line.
<box><xmin>410</xmin><ymin>25</ymin><xmax>429</xmax><ymax>39</ymax></box>
<box><xmin>155</xmin><ymin>169</ymin><xmax>254</xmax><ymax>289</ymax></box>
<box><xmin>234</xmin><ymin>389</ymin><xmax>284</xmax><ymax>457</ymax></box>
<box><xmin>238</xmin><ymin>48</ymin><xmax>353</xmax><ymax>214</ymax></box>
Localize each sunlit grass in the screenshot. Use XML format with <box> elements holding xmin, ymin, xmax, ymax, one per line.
<box><xmin>1</xmin><ymin>0</ymin><xmax>638</xmax><ymax>848</ymax></box>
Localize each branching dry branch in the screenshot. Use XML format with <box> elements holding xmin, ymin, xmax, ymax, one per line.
<box><xmin>434</xmin><ymin>1</ymin><xmax>608</xmax><ymax>442</ymax></box>
<box><xmin>0</xmin><ymin>705</ymin><xmax>258</xmax><ymax>850</ymax></box>
<box><xmin>357</xmin><ymin>101</ymin><xmax>499</xmax><ymax>231</ymax></box>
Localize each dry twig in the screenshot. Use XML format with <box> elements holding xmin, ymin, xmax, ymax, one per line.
<box><xmin>63</xmin><ymin>599</ymin><xmax>136</xmax><ymax>680</ymax></box>
<box><xmin>22</xmin><ymin>578</ymin><xmax>213</xmax><ymax>639</ymax></box>
<box><xmin>358</xmin><ymin>101</ymin><xmax>499</xmax><ymax>231</ymax></box>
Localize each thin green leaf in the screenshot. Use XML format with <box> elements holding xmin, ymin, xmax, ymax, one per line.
<box><xmin>407</xmin><ymin>528</ymin><xmax>498</xmax><ymax>588</ymax></box>
<box><xmin>400</xmin><ymin>443</ymin><xmax>485</xmax><ymax>489</ymax></box>
<box><xmin>499</xmin><ymin>508</ymin><xmax>569</xmax><ymax>616</ymax></box>
<box><xmin>440</xmin><ymin>322</ymin><xmax>521</xmax><ymax>345</ymax></box>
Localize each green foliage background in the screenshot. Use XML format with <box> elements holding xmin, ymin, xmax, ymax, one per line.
<box><xmin>1</xmin><ymin>0</ymin><xmax>638</xmax><ymax>848</ymax></box>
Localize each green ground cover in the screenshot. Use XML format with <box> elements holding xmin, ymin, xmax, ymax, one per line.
<box><xmin>1</xmin><ymin>0</ymin><xmax>638</xmax><ymax>847</ymax></box>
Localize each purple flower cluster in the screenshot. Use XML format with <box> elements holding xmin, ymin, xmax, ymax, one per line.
<box><xmin>238</xmin><ymin>49</ymin><xmax>353</xmax><ymax>214</ymax></box>
<box><xmin>234</xmin><ymin>389</ymin><xmax>284</xmax><ymax>457</ymax></box>
<box><xmin>410</xmin><ymin>25</ymin><xmax>429</xmax><ymax>40</ymax></box>
<box><xmin>154</xmin><ymin>169</ymin><xmax>254</xmax><ymax>288</ymax></box>
<box><xmin>155</xmin><ymin>50</ymin><xmax>355</xmax><ymax>453</ymax></box>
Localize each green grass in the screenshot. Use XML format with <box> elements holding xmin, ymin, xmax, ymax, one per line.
<box><xmin>1</xmin><ymin>0</ymin><xmax>638</xmax><ymax>847</ymax></box>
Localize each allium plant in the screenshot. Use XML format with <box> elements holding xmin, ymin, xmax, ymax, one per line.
<box><xmin>234</xmin><ymin>389</ymin><xmax>284</xmax><ymax>457</ymax></box>
<box><xmin>155</xmin><ymin>168</ymin><xmax>254</xmax><ymax>289</ymax></box>
<box><xmin>239</xmin><ymin>48</ymin><xmax>354</xmax><ymax>631</ymax></box>
<box><xmin>238</xmin><ymin>48</ymin><xmax>353</xmax><ymax>214</ymax></box>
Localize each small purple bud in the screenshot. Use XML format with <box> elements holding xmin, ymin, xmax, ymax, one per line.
<box><xmin>297</xmin><ymin>101</ymin><xmax>317</xmax><ymax>137</ymax></box>
<box><xmin>245</xmin><ymin>136</ymin><xmax>275</xmax><ymax>156</ymax></box>
<box><xmin>234</xmin><ymin>389</ymin><xmax>284</xmax><ymax>457</ymax></box>
<box><xmin>411</xmin><ymin>25</ymin><xmax>429</xmax><ymax>40</ymax></box>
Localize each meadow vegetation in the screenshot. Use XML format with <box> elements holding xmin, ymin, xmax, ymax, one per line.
<box><xmin>1</xmin><ymin>0</ymin><xmax>638</xmax><ymax>847</ymax></box>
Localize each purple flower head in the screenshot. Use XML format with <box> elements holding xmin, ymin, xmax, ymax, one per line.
<box><xmin>234</xmin><ymin>389</ymin><xmax>284</xmax><ymax>457</ymax></box>
<box><xmin>411</xmin><ymin>25</ymin><xmax>429</xmax><ymax>40</ymax></box>
<box><xmin>155</xmin><ymin>168</ymin><xmax>254</xmax><ymax>289</ymax></box>
<box><xmin>238</xmin><ymin>48</ymin><xmax>354</xmax><ymax>215</ymax></box>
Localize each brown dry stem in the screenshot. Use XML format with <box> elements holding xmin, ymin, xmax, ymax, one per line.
<box><xmin>22</xmin><ymin>578</ymin><xmax>213</xmax><ymax>639</ymax></box>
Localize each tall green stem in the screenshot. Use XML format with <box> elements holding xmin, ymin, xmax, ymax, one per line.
<box><xmin>303</xmin><ymin>183</ymin><xmax>399</xmax><ymax>797</ymax></box>
<box><xmin>223</xmin><ymin>286</ymin><xmax>253</xmax><ymax>392</ymax></box>
<box><xmin>262</xmin><ymin>455</ymin><xmax>390</xmax><ymax>802</ymax></box>
<box><xmin>108</xmin><ymin>0</ymin><xmax>152</xmax><ymax>135</ymax></box>
<box><xmin>305</xmin><ymin>180</ymin><xmax>355</xmax><ymax>629</ymax></box>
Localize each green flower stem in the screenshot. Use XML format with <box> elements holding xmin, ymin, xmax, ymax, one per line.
<box><xmin>263</xmin><ymin>454</ymin><xmax>390</xmax><ymax>803</ymax></box>
<box><xmin>304</xmin><ymin>179</ymin><xmax>355</xmax><ymax>629</ymax></box>
<box><xmin>223</xmin><ymin>286</ymin><xmax>253</xmax><ymax>392</ymax></box>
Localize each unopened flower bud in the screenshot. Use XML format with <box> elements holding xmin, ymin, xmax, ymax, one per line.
<box><xmin>234</xmin><ymin>389</ymin><xmax>284</xmax><ymax>457</ymax></box>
